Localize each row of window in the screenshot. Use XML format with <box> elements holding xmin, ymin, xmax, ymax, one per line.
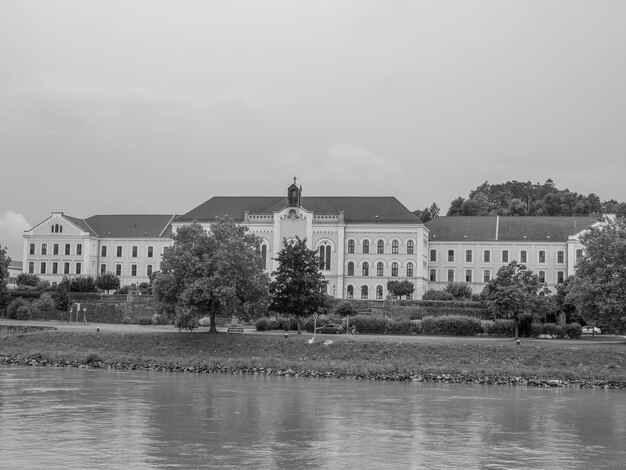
<box><xmin>101</xmin><ymin>245</ymin><xmax>155</xmax><ymax>258</ymax></box>
<box><xmin>429</xmin><ymin>248</ymin><xmax>579</xmax><ymax>264</ymax></box>
<box><xmin>429</xmin><ymin>268</ymin><xmax>566</xmax><ymax>284</ymax></box>
<box><xmin>347</xmin><ymin>239</ymin><xmax>415</xmax><ymax>255</ymax></box>
<box><xmin>100</xmin><ymin>264</ymin><xmax>153</xmax><ymax>277</ymax></box>
<box><xmin>29</xmin><ymin>261</ymin><xmax>82</xmax><ymax>275</ymax></box>
<box><xmin>30</xmin><ymin>243</ymin><xmax>82</xmax><ymax>256</ymax></box>
<box><xmin>345</xmin><ymin>284</ymin><xmax>413</xmax><ymax>300</ymax></box>
<box><xmin>346</xmin><ymin>261</ymin><xmax>414</xmax><ymax>277</ymax></box>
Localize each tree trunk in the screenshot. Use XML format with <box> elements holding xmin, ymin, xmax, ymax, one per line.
<box><xmin>297</xmin><ymin>317</ymin><xmax>302</xmax><ymax>335</ymax></box>
<box><xmin>209</xmin><ymin>304</ymin><xmax>218</xmax><ymax>333</ymax></box>
<box><xmin>514</xmin><ymin>315</ymin><xmax>519</xmax><ymax>342</ymax></box>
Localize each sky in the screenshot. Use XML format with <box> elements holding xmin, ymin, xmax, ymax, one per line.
<box><xmin>2</xmin><ymin>1</ymin><xmax>626</xmax><ymax>261</ymax></box>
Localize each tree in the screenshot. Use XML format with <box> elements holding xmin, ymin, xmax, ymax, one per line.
<box><xmin>0</xmin><ymin>245</ymin><xmax>10</xmax><ymax>312</ymax></box>
<box><xmin>96</xmin><ymin>273</ymin><xmax>120</xmax><ymax>293</ymax></box>
<box><xmin>480</xmin><ymin>261</ymin><xmax>541</xmax><ymax>341</ymax></box>
<box><xmin>387</xmin><ymin>280</ymin><xmax>415</xmax><ymax>299</ymax></box>
<box><xmin>16</xmin><ymin>273</ymin><xmax>40</xmax><ymax>287</ymax></box>
<box><xmin>153</xmin><ymin>218</ymin><xmax>269</xmax><ymax>333</ymax></box>
<box><xmin>51</xmin><ymin>276</ymin><xmax>98</xmax><ymax>311</ymax></box>
<box><xmin>269</xmin><ymin>237</ymin><xmax>328</xmax><ymax>334</ymax></box>
<box><xmin>566</xmin><ymin>217</ymin><xmax>626</xmax><ymax>333</ymax></box>
<box><xmin>443</xmin><ymin>282</ymin><xmax>472</xmax><ymax>300</ymax></box>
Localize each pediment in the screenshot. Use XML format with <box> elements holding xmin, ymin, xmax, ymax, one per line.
<box><xmin>27</xmin><ymin>213</ymin><xmax>89</xmax><ymax>236</ymax></box>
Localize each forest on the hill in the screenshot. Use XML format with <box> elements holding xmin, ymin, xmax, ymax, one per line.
<box><xmin>413</xmin><ymin>179</ymin><xmax>626</xmax><ymax>222</ymax></box>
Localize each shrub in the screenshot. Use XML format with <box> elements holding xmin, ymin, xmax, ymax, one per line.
<box><xmin>31</xmin><ymin>293</ymin><xmax>56</xmax><ymax>319</ymax></box>
<box><xmin>152</xmin><ymin>313</ymin><xmax>168</xmax><ymax>325</ymax></box>
<box><xmin>198</xmin><ymin>316</ymin><xmax>212</xmax><ymax>327</ymax></box>
<box><xmin>566</xmin><ymin>322</ymin><xmax>582</xmax><ymax>339</ymax></box>
<box><xmin>410</xmin><ymin>319</ymin><xmax>423</xmax><ymax>335</ymax></box>
<box><xmin>530</xmin><ymin>322</ymin><xmax>543</xmax><ymax>338</ymax></box>
<box><xmin>420</xmin><ymin>315</ymin><xmax>483</xmax><ymax>336</ymax></box>
<box><xmin>16</xmin><ymin>305</ymin><xmax>31</xmax><ymax>320</ymax></box>
<box><xmin>518</xmin><ymin>313</ymin><xmax>536</xmax><ymax>337</ymax></box>
<box><xmin>255</xmin><ymin>317</ymin><xmax>272</xmax><ymax>331</ymax></box>
<box><xmin>386</xmin><ymin>319</ymin><xmax>414</xmax><ymax>335</ymax></box>
<box><xmin>121</xmin><ymin>316</ymin><xmax>134</xmax><ymax>324</ymax></box>
<box><xmin>542</xmin><ymin>322</ymin><xmax>559</xmax><ymax>337</ymax></box>
<box><xmin>137</xmin><ymin>316</ymin><xmax>152</xmax><ymax>325</ymax></box>
<box><xmin>7</xmin><ymin>298</ymin><xmax>29</xmax><ymax>320</ymax></box>
<box><xmin>333</xmin><ymin>301</ymin><xmax>358</xmax><ymax>317</ymax></box>
<box><xmin>444</xmin><ymin>282</ymin><xmax>473</xmax><ymax>300</ymax></box>
<box><xmin>422</xmin><ymin>290</ymin><xmax>454</xmax><ymax>301</ymax></box>
<box><xmin>348</xmin><ymin>315</ymin><xmax>391</xmax><ymax>335</ymax></box>
<box><xmin>487</xmin><ymin>319</ymin><xmax>515</xmax><ymax>336</ymax></box>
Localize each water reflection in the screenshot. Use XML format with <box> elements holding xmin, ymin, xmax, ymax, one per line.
<box><xmin>0</xmin><ymin>367</ymin><xmax>624</xmax><ymax>469</ymax></box>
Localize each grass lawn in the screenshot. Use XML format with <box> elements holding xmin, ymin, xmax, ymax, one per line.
<box><xmin>1</xmin><ymin>330</ymin><xmax>625</xmax><ymax>385</ymax></box>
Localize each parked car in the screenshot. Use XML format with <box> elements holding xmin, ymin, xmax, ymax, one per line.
<box><xmin>316</xmin><ymin>323</ymin><xmax>343</xmax><ymax>334</ymax></box>
<box><xmin>581</xmin><ymin>326</ymin><xmax>601</xmax><ymax>334</ymax></box>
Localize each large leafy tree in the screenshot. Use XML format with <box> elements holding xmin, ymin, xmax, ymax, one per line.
<box><xmin>96</xmin><ymin>273</ymin><xmax>121</xmax><ymax>293</ymax></box>
<box><xmin>153</xmin><ymin>217</ymin><xmax>269</xmax><ymax>333</ymax></box>
<box><xmin>566</xmin><ymin>217</ymin><xmax>626</xmax><ymax>333</ymax></box>
<box><xmin>480</xmin><ymin>261</ymin><xmax>541</xmax><ymax>340</ymax></box>
<box><xmin>0</xmin><ymin>245</ymin><xmax>10</xmax><ymax>312</ymax></box>
<box><xmin>387</xmin><ymin>280</ymin><xmax>415</xmax><ymax>300</ymax></box>
<box><xmin>269</xmin><ymin>237</ymin><xmax>328</xmax><ymax>334</ymax></box>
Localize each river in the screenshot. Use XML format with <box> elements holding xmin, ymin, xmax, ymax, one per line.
<box><xmin>0</xmin><ymin>366</ymin><xmax>624</xmax><ymax>469</ymax></box>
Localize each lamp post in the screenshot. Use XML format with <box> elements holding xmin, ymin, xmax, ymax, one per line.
<box><xmin>67</xmin><ymin>274</ymin><xmax>74</xmax><ymax>324</ymax></box>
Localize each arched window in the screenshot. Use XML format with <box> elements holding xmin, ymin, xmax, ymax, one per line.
<box><xmin>261</xmin><ymin>245</ymin><xmax>267</xmax><ymax>269</ymax></box>
<box><xmin>377</xmin><ymin>240</ymin><xmax>384</xmax><ymax>254</ymax></box>
<box><xmin>51</xmin><ymin>225</ymin><xmax>54</xmax><ymax>233</ymax></box>
<box><xmin>407</xmin><ymin>240</ymin><xmax>414</xmax><ymax>254</ymax></box>
<box><xmin>392</xmin><ymin>240</ymin><xmax>399</xmax><ymax>254</ymax></box>
<box><xmin>319</xmin><ymin>244</ymin><xmax>331</xmax><ymax>270</ymax></box>
<box><xmin>361</xmin><ymin>285</ymin><xmax>368</xmax><ymax>299</ymax></box>
<box><xmin>59</xmin><ymin>225</ymin><xmax>62</xmax><ymax>233</ymax></box>
<box><xmin>362</xmin><ymin>262</ymin><xmax>369</xmax><ymax>276</ymax></box>
<box><xmin>347</xmin><ymin>285</ymin><xmax>354</xmax><ymax>299</ymax></box>
<box><xmin>362</xmin><ymin>240</ymin><xmax>369</xmax><ymax>254</ymax></box>
<box><xmin>391</xmin><ymin>262</ymin><xmax>398</xmax><ymax>277</ymax></box>
<box><xmin>377</xmin><ymin>262</ymin><xmax>384</xmax><ymax>276</ymax></box>
<box><xmin>347</xmin><ymin>262</ymin><xmax>354</xmax><ymax>276</ymax></box>
<box><xmin>407</xmin><ymin>262</ymin><xmax>414</xmax><ymax>277</ymax></box>
<box><xmin>376</xmin><ymin>285</ymin><xmax>383</xmax><ymax>299</ymax></box>
<box><xmin>347</xmin><ymin>239</ymin><xmax>355</xmax><ymax>253</ymax></box>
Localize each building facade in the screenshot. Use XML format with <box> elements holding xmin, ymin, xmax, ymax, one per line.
<box><xmin>21</xmin><ymin>182</ymin><xmax>601</xmax><ymax>298</ymax></box>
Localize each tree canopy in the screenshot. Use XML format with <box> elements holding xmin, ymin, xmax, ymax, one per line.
<box><xmin>153</xmin><ymin>217</ymin><xmax>269</xmax><ymax>332</ymax></box>
<box><xmin>269</xmin><ymin>237</ymin><xmax>328</xmax><ymax>333</ymax></box>
<box><xmin>387</xmin><ymin>280</ymin><xmax>415</xmax><ymax>299</ymax></box>
<box><xmin>0</xmin><ymin>245</ymin><xmax>10</xmax><ymax>312</ymax></box>
<box><xmin>566</xmin><ymin>217</ymin><xmax>626</xmax><ymax>333</ymax></box>
<box><xmin>480</xmin><ymin>261</ymin><xmax>541</xmax><ymax>340</ymax></box>
<box><xmin>96</xmin><ymin>273</ymin><xmax>121</xmax><ymax>293</ymax></box>
<box><xmin>445</xmin><ymin>179</ymin><xmax>621</xmax><ymax>217</ymax></box>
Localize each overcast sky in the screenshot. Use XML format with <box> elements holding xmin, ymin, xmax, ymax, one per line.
<box><xmin>2</xmin><ymin>1</ymin><xmax>626</xmax><ymax>260</ymax></box>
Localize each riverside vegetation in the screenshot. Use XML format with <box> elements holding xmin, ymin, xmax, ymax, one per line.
<box><xmin>1</xmin><ymin>330</ymin><xmax>624</xmax><ymax>390</ymax></box>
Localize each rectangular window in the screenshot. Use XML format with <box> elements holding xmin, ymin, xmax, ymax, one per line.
<box><xmin>430</xmin><ymin>249</ymin><xmax>437</xmax><ymax>262</ymax></box>
<box><xmin>520</xmin><ymin>250</ymin><xmax>527</xmax><ymax>263</ymax></box>
<box><xmin>28</xmin><ymin>262</ymin><xmax>34</xmax><ymax>274</ymax></box>
<box><xmin>101</xmin><ymin>246</ymin><xmax>107</xmax><ymax>257</ymax></box>
<box><xmin>483</xmin><ymin>270</ymin><xmax>491</xmax><ymax>283</ymax></box>
<box><xmin>483</xmin><ymin>250</ymin><xmax>490</xmax><ymax>262</ymax></box>
<box><xmin>557</xmin><ymin>251</ymin><xmax>564</xmax><ymax>263</ymax></box>
<box><xmin>41</xmin><ymin>243</ymin><xmax>47</xmax><ymax>255</ymax></box>
<box><xmin>465</xmin><ymin>250</ymin><xmax>472</xmax><ymax>262</ymax></box>
<box><xmin>407</xmin><ymin>263</ymin><xmax>414</xmax><ymax>277</ymax></box>
<box><xmin>501</xmin><ymin>250</ymin><xmax>509</xmax><ymax>263</ymax></box>
<box><xmin>448</xmin><ymin>250</ymin><xmax>455</xmax><ymax>262</ymax></box>
<box><xmin>131</xmin><ymin>264</ymin><xmax>137</xmax><ymax>276</ymax></box>
<box><xmin>391</xmin><ymin>263</ymin><xmax>398</xmax><ymax>277</ymax></box>
<box><xmin>539</xmin><ymin>250</ymin><xmax>546</xmax><ymax>263</ymax></box>
<box><xmin>132</xmin><ymin>246</ymin><xmax>138</xmax><ymax>258</ymax></box>
<box><xmin>75</xmin><ymin>262</ymin><xmax>81</xmax><ymax>275</ymax></box>
<box><xmin>52</xmin><ymin>262</ymin><xmax>58</xmax><ymax>274</ymax></box>
<box><xmin>65</xmin><ymin>244</ymin><xmax>71</xmax><ymax>255</ymax></box>
<box><xmin>465</xmin><ymin>270</ymin><xmax>472</xmax><ymax>283</ymax></box>
<box><xmin>115</xmin><ymin>264</ymin><xmax>122</xmax><ymax>276</ymax></box>
<box><xmin>40</xmin><ymin>262</ymin><xmax>46</xmax><ymax>274</ymax></box>
<box><xmin>407</xmin><ymin>241</ymin><xmax>414</xmax><ymax>255</ymax></box>
<box><xmin>429</xmin><ymin>269</ymin><xmax>437</xmax><ymax>282</ymax></box>
<box><xmin>377</xmin><ymin>263</ymin><xmax>383</xmax><ymax>276</ymax></box>
<box><xmin>447</xmin><ymin>269</ymin><xmax>454</xmax><ymax>283</ymax></box>
<box><xmin>53</xmin><ymin>244</ymin><xmax>59</xmax><ymax>255</ymax></box>
<box><xmin>117</xmin><ymin>246</ymin><xmax>122</xmax><ymax>257</ymax></box>
<box><xmin>100</xmin><ymin>264</ymin><xmax>106</xmax><ymax>275</ymax></box>
<box><xmin>557</xmin><ymin>271</ymin><xmax>564</xmax><ymax>283</ymax></box>
<box><xmin>64</xmin><ymin>262</ymin><xmax>70</xmax><ymax>275</ymax></box>
<box><xmin>538</xmin><ymin>271</ymin><xmax>546</xmax><ymax>283</ymax></box>
<box><xmin>576</xmin><ymin>249</ymin><xmax>583</xmax><ymax>260</ymax></box>
<box><xmin>29</xmin><ymin>243</ymin><xmax>35</xmax><ymax>255</ymax></box>
<box><xmin>77</xmin><ymin>244</ymin><xmax>82</xmax><ymax>256</ymax></box>
<box><xmin>147</xmin><ymin>246</ymin><xmax>154</xmax><ymax>258</ymax></box>
<box><xmin>147</xmin><ymin>265</ymin><xmax>153</xmax><ymax>277</ymax></box>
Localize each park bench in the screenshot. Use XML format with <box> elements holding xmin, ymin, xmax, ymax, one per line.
<box><xmin>226</xmin><ymin>316</ymin><xmax>244</xmax><ymax>334</ymax></box>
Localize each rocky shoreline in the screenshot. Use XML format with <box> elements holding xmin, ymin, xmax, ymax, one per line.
<box><xmin>2</xmin><ymin>355</ymin><xmax>624</xmax><ymax>390</ymax></box>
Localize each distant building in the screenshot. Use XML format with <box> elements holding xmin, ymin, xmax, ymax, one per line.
<box><xmin>21</xmin><ymin>181</ymin><xmax>602</xmax><ymax>297</ymax></box>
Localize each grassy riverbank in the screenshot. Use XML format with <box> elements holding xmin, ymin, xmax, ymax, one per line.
<box><xmin>1</xmin><ymin>331</ymin><xmax>625</xmax><ymax>388</ymax></box>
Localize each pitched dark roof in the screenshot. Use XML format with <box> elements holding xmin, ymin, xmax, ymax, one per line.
<box><xmin>426</xmin><ymin>216</ymin><xmax>599</xmax><ymax>242</ymax></box>
<box><xmin>64</xmin><ymin>215</ymin><xmax>99</xmax><ymax>236</ymax></box>
<box><xmin>84</xmin><ymin>215</ymin><xmax>176</xmax><ymax>238</ymax></box>
<box><xmin>176</xmin><ymin>196</ymin><xmax>419</xmax><ymax>224</ymax></box>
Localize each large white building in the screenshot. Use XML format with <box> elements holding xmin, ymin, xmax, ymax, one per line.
<box><xmin>22</xmin><ymin>181</ymin><xmax>599</xmax><ymax>298</ymax></box>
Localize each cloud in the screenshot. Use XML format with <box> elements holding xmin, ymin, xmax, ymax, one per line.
<box><xmin>0</xmin><ymin>211</ymin><xmax>30</xmax><ymax>261</ymax></box>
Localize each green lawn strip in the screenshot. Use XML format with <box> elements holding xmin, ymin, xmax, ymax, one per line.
<box><xmin>1</xmin><ymin>331</ymin><xmax>624</xmax><ymax>383</ymax></box>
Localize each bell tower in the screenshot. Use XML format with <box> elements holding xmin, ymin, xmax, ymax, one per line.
<box><xmin>287</xmin><ymin>177</ymin><xmax>302</xmax><ymax>207</ymax></box>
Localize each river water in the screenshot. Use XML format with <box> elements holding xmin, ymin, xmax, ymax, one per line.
<box><xmin>0</xmin><ymin>367</ymin><xmax>624</xmax><ymax>469</ymax></box>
